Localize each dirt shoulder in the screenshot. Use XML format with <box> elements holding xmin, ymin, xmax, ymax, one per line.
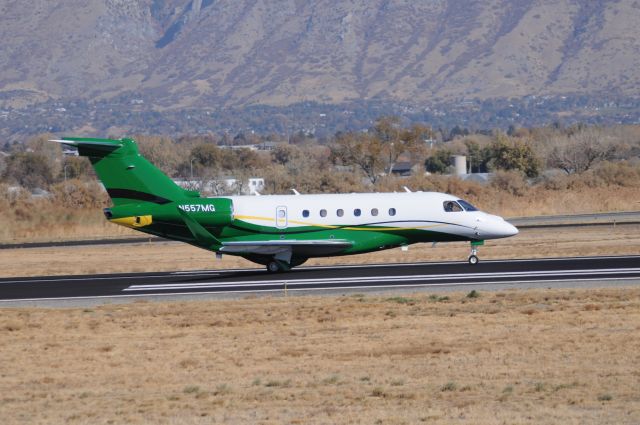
<box><xmin>1</xmin><ymin>223</ymin><xmax>639</xmax><ymax>277</ymax></box>
<box><xmin>1</xmin><ymin>287</ymin><xmax>639</xmax><ymax>424</ymax></box>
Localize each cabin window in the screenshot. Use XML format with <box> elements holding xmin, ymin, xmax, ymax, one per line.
<box><xmin>389</xmin><ymin>208</ymin><xmax>396</xmax><ymax>216</ymax></box>
<box><xmin>354</xmin><ymin>208</ymin><xmax>361</xmax><ymax>217</ymax></box>
<box><xmin>443</xmin><ymin>201</ymin><xmax>463</xmax><ymax>212</ymax></box>
<box><xmin>302</xmin><ymin>210</ymin><xmax>310</xmax><ymax>218</ymax></box>
<box><xmin>458</xmin><ymin>199</ymin><xmax>478</xmax><ymax>211</ymax></box>
<box><xmin>320</xmin><ymin>209</ymin><xmax>327</xmax><ymax>217</ymax></box>
<box><xmin>337</xmin><ymin>209</ymin><xmax>344</xmax><ymax>217</ymax></box>
<box><xmin>371</xmin><ymin>208</ymin><xmax>378</xmax><ymax>216</ymax></box>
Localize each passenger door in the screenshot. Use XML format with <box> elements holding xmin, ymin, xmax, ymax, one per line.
<box><xmin>275</xmin><ymin>206</ymin><xmax>288</xmax><ymax>229</ymax></box>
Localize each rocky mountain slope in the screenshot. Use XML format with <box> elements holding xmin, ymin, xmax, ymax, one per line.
<box><xmin>1</xmin><ymin>0</ymin><xmax>639</xmax><ymax>111</ymax></box>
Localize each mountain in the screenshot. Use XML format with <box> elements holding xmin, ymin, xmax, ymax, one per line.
<box><xmin>1</xmin><ymin>0</ymin><xmax>640</xmax><ymax>133</ymax></box>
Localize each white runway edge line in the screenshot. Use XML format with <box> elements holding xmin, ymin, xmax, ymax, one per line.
<box><xmin>169</xmin><ymin>255</ymin><xmax>640</xmax><ymax>275</ymax></box>
<box><xmin>3</xmin><ymin>276</ymin><xmax>640</xmax><ymax>304</ymax></box>
<box><xmin>3</xmin><ymin>256</ymin><xmax>638</xmax><ymax>284</ymax></box>
<box><xmin>123</xmin><ymin>268</ymin><xmax>640</xmax><ymax>292</ymax></box>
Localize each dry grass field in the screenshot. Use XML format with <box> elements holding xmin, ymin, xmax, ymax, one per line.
<box><xmin>1</xmin><ymin>224</ymin><xmax>639</xmax><ymax>277</ymax></box>
<box><xmin>1</xmin><ymin>288</ymin><xmax>639</xmax><ymax>424</ymax></box>
<box><xmin>2</xmin><ymin>185</ymin><xmax>639</xmax><ymax>245</ymax></box>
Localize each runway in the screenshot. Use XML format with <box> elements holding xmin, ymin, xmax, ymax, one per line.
<box><xmin>1</xmin><ymin>255</ymin><xmax>639</xmax><ymax>305</ymax></box>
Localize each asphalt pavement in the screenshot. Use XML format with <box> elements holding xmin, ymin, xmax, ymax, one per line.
<box><xmin>1</xmin><ymin>255</ymin><xmax>639</xmax><ymax>306</ymax></box>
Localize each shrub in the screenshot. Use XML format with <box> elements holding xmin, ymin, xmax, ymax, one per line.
<box><xmin>386</xmin><ymin>296</ymin><xmax>412</xmax><ymax>304</ymax></box>
<box><xmin>490</xmin><ymin>170</ymin><xmax>528</xmax><ymax>196</ymax></box>
<box><xmin>265</xmin><ymin>379</ymin><xmax>291</xmax><ymax>388</ymax></box>
<box><xmin>183</xmin><ymin>385</ymin><xmax>200</xmax><ymax>394</ymax></box>
<box><xmin>214</xmin><ymin>383</ymin><xmax>231</xmax><ymax>395</ymax></box>
<box><xmin>49</xmin><ymin>180</ymin><xmax>108</xmax><ymax>208</ymax></box>
<box><xmin>371</xmin><ymin>387</ymin><xmax>386</xmax><ymax>397</ymax></box>
<box><xmin>594</xmin><ymin>161</ymin><xmax>640</xmax><ymax>187</ymax></box>
<box><xmin>441</xmin><ymin>382</ymin><xmax>457</xmax><ymax>392</ymax></box>
<box><xmin>467</xmin><ymin>290</ymin><xmax>480</xmax><ymax>299</ymax></box>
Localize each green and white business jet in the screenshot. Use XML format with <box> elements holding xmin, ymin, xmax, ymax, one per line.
<box><xmin>52</xmin><ymin>137</ymin><xmax>518</xmax><ymax>272</ymax></box>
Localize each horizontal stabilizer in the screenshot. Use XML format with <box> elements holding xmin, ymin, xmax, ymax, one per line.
<box><xmin>50</xmin><ymin>136</ymin><xmax>193</xmax><ymax>205</ymax></box>
<box><xmin>50</xmin><ymin>137</ymin><xmax>124</xmax><ymax>148</ymax></box>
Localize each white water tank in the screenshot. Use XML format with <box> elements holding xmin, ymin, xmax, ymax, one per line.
<box><xmin>453</xmin><ymin>155</ymin><xmax>467</xmax><ymax>175</ymax></box>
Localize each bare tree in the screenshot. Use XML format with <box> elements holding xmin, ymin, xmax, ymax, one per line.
<box><xmin>331</xmin><ymin>132</ymin><xmax>385</xmax><ymax>184</ymax></box>
<box><xmin>331</xmin><ymin>117</ymin><xmax>430</xmax><ymax>184</ymax></box>
<box><xmin>548</xmin><ymin>128</ymin><xmax>617</xmax><ymax>174</ymax></box>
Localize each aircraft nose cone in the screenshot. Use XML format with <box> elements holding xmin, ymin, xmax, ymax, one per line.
<box><xmin>479</xmin><ymin>215</ymin><xmax>519</xmax><ymax>239</ymax></box>
<box><xmin>503</xmin><ymin>221</ymin><xmax>519</xmax><ymax>237</ymax></box>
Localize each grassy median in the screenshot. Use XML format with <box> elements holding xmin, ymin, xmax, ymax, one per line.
<box><xmin>1</xmin><ymin>287</ymin><xmax>639</xmax><ymax>424</ymax></box>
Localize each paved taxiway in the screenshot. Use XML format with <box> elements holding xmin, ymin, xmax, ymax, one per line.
<box><xmin>1</xmin><ymin>255</ymin><xmax>639</xmax><ymax>306</ymax></box>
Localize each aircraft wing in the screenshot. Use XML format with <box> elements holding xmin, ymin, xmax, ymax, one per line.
<box><xmin>219</xmin><ymin>239</ymin><xmax>352</xmax><ymax>256</ymax></box>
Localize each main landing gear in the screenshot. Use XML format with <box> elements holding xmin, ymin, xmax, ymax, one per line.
<box><xmin>267</xmin><ymin>261</ymin><xmax>282</xmax><ymax>273</ymax></box>
<box><xmin>468</xmin><ymin>240</ymin><xmax>484</xmax><ymax>265</ymax></box>
<box><xmin>265</xmin><ymin>257</ymin><xmax>307</xmax><ymax>273</ymax></box>
<box><xmin>267</xmin><ymin>260</ymin><xmax>289</xmax><ymax>273</ymax></box>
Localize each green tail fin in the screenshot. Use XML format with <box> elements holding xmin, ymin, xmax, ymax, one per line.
<box><xmin>52</xmin><ymin>137</ymin><xmax>198</xmax><ymax>206</ymax></box>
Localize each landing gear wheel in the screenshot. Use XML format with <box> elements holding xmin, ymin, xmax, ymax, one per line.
<box><xmin>266</xmin><ymin>261</ymin><xmax>281</xmax><ymax>273</ymax></box>
<box><xmin>468</xmin><ymin>242</ymin><xmax>481</xmax><ymax>265</ymax></box>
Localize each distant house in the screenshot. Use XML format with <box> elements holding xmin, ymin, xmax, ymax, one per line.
<box><xmin>174</xmin><ymin>177</ymin><xmax>264</xmax><ymax>196</ymax></box>
<box><xmin>218</xmin><ymin>141</ymin><xmax>282</xmax><ymax>151</ymax></box>
<box><xmin>460</xmin><ymin>173</ymin><xmax>491</xmax><ymax>184</ymax></box>
<box><xmin>62</xmin><ymin>148</ymin><xmax>79</xmax><ymax>156</ymax></box>
<box><xmin>391</xmin><ymin>162</ymin><xmax>416</xmax><ymax>177</ymax></box>
<box><xmin>218</xmin><ymin>144</ymin><xmax>259</xmax><ymax>151</ymax></box>
<box><xmin>256</xmin><ymin>141</ymin><xmax>280</xmax><ymax>151</ymax></box>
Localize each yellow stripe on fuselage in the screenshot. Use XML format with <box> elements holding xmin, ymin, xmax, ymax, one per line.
<box><xmin>233</xmin><ymin>215</ymin><xmax>444</xmax><ymax>231</ymax></box>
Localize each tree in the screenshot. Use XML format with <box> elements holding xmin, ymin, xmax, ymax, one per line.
<box><xmin>191</xmin><ymin>143</ymin><xmax>223</xmax><ymax>168</ymax></box>
<box><xmin>331</xmin><ymin>117</ymin><xmax>431</xmax><ymax>183</ymax></box>
<box><xmin>232</xmin><ymin>148</ymin><xmax>266</xmax><ymax>171</ymax></box>
<box><xmin>136</xmin><ymin>136</ymin><xmax>181</xmax><ymax>175</ymax></box>
<box><xmin>464</xmin><ymin>139</ymin><xmax>488</xmax><ymax>173</ymax></box>
<box><xmin>2</xmin><ymin>152</ymin><xmax>55</xmax><ymax>189</ymax></box>
<box><xmin>548</xmin><ymin>128</ymin><xmax>617</xmax><ymax>174</ymax></box>
<box><xmin>488</xmin><ymin>133</ymin><xmax>541</xmax><ymax>178</ymax></box>
<box><xmin>425</xmin><ymin>149</ymin><xmax>452</xmax><ymax>174</ymax></box>
<box><xmin>271</xmin><ymin>144</ymin><xmax>299</xmax><ymax>166</ymax></box>
<box><xmin>331</xmin><ymin>132</ymin><xmax>385</xmax><ymax>184</ymax></box>
<box><xmin>449</xmin><ymin>125</ymin><xmax>469</xmax><ymax>140</ymax></box>
<box><xmin>373</xmin><ymin>116</ymin><xmax>426</xmax><ymax>175</ymax></box>
<box><xmin>61</xmin><ymin>156</ymin><xmax>92</xmax><ymax>180</ymax></box>
<box><xmin>371</xmin><ymin>116</ymin><xmax>403</xmax><ymax>175</ymax></box>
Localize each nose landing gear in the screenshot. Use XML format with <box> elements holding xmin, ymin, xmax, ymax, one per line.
<box><xmin>468</xmin><ymin>240</ymin><xmax>484</xmax><ymax>265</ymax></box>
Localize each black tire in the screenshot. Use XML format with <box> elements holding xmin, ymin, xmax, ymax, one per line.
<box><xmin>266</xmin><ymin>261</ymin><xmax>281</xmax><ymax>273</ymax></box>
<box><xmin>468</xmin><ymin>255</ymin><xmax>479</xmax><ymax>265</ymax></box>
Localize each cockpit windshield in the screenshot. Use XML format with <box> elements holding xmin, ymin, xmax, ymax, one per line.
<box><xmin>443</xmin><ymin>201</ymin><xmax>463</xmax><ymax>212</ymax></box>
<box><xmin>457</xmin><ymin>199</ymin><xmax>478</xmax><ymax>211</ymax></box>
<box><xmin>443</xmin><ymin>199</ymin><xmax>478</xmax><ymax>212</ymax></box>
